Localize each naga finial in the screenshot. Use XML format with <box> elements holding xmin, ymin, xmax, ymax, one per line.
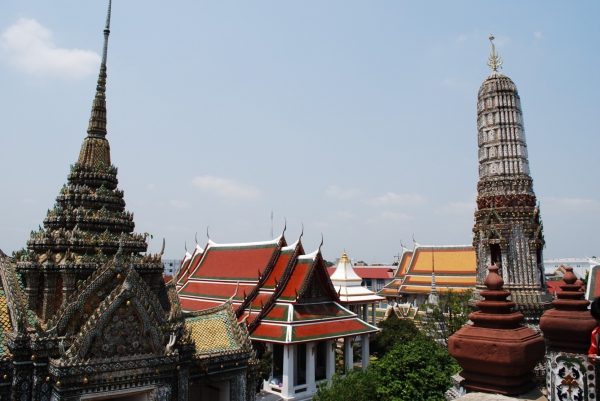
<box><xmin>487</xmin><ymin>34</ymin><xmax>503</xmax><ymax>72</ymax></box>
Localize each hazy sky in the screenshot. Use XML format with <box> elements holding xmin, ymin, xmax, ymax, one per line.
<box><xmin>1</xmin><ymin>1</ymin><xmax>598</xmax><ymax>263</ymax></box>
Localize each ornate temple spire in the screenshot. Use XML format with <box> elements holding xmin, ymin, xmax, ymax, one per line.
<box><xmin>77</xmin><ymin>0</ymin><xmax>112</xmax><ymax>170</ymax></box>
<box><xmin>473</xmin><ymin>37</ymin><xmax>550</xmax><ymax>323</ymax></box>
<box><xmin>487</xmin><ymin>34</ymin><xmax>503</xmax><ymax>72</ymax></box>
<box><xmin>87</xmin><ymin>0</ymin><xmax>111</xmax><ymax>139</ymax></box>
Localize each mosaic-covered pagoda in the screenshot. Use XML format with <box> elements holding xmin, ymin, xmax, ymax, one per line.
<box><xmin>0</xmin><ymin>2</ymin><xmax>258</xmax><ymax>400</ymax></box>
<box><xmin>472</xmin><ymin>36</ymin><xmax>552</xmax><ymax>323</ymax></box>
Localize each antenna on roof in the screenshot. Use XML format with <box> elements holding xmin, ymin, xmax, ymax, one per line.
<box><xmin>282</xmin><ymin>217</ymin><xmax>287</xmax><ymax>235</ymax></box>
<box><xmin>184</xmin><ymin>242</ymin><xmax>187</xmax><ymax>252</ymax></box>
<box><xmin>206</xmin><ymin>226</ymin><xmax>210</xmax><ymax>240</ymax></box>
<box><xmin>195</xmin><ymin>232</ymin><xmax>198</xmax><ymax>245</ymax></box>
<box><xmin>300</xmin><ymin>223</ymin><xmax>304</xmax><ymax>238</ymax></box>
<box><xmin>319</xmin><ymin>233</ymin><xmax>324</xmax><ymax>251</ymax></box>
<box><xmin>270</xmin><ymin>211</ymin><xmax>273</xmax><ymax>239</ymax></box>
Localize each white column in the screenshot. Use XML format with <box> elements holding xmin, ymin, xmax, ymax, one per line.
<box><xmin>263</xmin><ymin>343</ymin><xmax>273</xmax><ymax>392</ymax></box>
<box><xmin>281</xmin><ymin>344</ymin><xmax>294</xmax><ymax>399</ymax></box>
<box><xmin>306</xmin><ymin>342</ymin><xmax>316</xmax><ymax>393</ymax></box>
<box><xmin>326</xmin><ymin>340</ymin><xmax>336</xmax><ymax>381</ymax></box>
<box><xmin>344</xmin><ymin>338</ymin><xmax>353</xmax><ymax>373</ymax></box>
<box><xmin>371</xmin><ymin>303</ymin><xmax>376</xmax><ymax>326</ymax></box>
<box><xmin>361</xmin><ymin>334</ymin><xmax>370</xmax><ymax>371</ymax></box>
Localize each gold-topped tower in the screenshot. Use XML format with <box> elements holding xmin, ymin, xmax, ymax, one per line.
<box><xmin>487</xmin><ymin>34</ymin><xmax>503</xmax><ymax>72</ymax></box>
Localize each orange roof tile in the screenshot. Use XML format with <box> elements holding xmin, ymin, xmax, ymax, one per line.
<box><xmin>191</xmin><ymin>244</ymin><xmax>278</xmax><ymax>280</ymax></box>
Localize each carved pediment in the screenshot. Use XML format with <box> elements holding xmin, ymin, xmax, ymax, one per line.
<box><xmin>65</xmin><ymin>266</ymin><xmax>166</xmax><ymax>361</ymax></box>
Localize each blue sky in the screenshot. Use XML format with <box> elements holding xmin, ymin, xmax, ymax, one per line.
<box><xmin>0</xmin><ymin>1</ymin><xmax>598</xmax><ymax>262</ymax></box>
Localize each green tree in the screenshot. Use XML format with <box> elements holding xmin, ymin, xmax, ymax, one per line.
<box><xmin>370</xmin><ymin>315</ymin><xmax>419</xmax><ymax>358</ymax></box>
<box><xmin>417</xmin><ymin>289</ymin><xmax>473</xmax><ymax>347</ymax></box>
<box><xmin>370</xmin><ymin>334</ymin><xmax>459</xmax><ymax>401</ymax></box>
<box><xmin>313</xmin><ymin>334</ymin><xmax>459</xmax><ymax>401</ymax></box>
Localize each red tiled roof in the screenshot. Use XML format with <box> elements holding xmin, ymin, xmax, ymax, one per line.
<box><xmin>293</xmin><ymin>303</ymin><xmax>351</xmax><ymax>321</ymax></box>
<box><xmin>191</xmin><ymin>244</ymin><xmax>278</xmax><ymax>280</ymax></box>
<box><xmin>263</xmin><ymin>305</ymin><xmax>289</xmax><ymax>322</ymax></box>
<box><xmin>177</xmin><ymin>235</ymin><xmax>379</xmax><ymax>343</ymax></box>
<box><xmin>180</xmin><ymin>298</ymin><xmax>224</xmax><ymax>311</ymax></box>
<box><xmin>263</xmin><ymin>250</ymin><xmax>293</xmax><ymax>289</ymax></box>
<box><xmin>251</xmin><ymin>292</ymin><xmax>272</xmax><ymax>307</ymax></box>
<box><xmin>279</xmin><ymin>260</ymin><xmax>312</xmax><ymax>301</ymax></box>
<box><xmin>179</xmin><ymin>281</ymin><xmax>254</xmax><ymax>300</ymax></box>
<box><xmin>292</xmin><ymin>318</ymin><xmax>376</xmax><ymax>342</ymax></box>
<box><xmin>251</xmin><ymin>323</ymin><xmax>286</xmax><ymax>342</ymax></box>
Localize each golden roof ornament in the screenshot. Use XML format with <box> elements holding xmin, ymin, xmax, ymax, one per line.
<box><xmin>487</xmin><ymin>34</ymin><xmax>503</xmax><ymax>72</ymax></box>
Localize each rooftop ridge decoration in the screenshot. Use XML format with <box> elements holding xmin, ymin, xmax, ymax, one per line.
<box><xmin>246</xmin><ymin>239</ymin><xmax>304</xmax><ymax>332</ymax></box>
<box><xmin>487</xmin><ymin>34</ymin><xmax>503</xmax><ymax>72</ymax></box>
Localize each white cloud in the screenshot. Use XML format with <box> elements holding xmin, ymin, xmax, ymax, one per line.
<box><xmin>325</xmin><ymin>186</ymin><xmax>361</xmax><ymax>199</ymax></box>
<box><xmin>331</xmin><ymin>211</ymin><xmax>356</xmax><ymax>221</ymax></box>
<box><xmin>0</xmin><ymin>18</ymin><xmax>100</xmax><ymax>79</ymax></box>
<box><xmin>457</xmin><ymin>34</ymin><xmax>468</xmax><ymax>43</ymax></box>
<box><xmin>22</xmin><ymin>198</ymin><xmax>35</xmax><ymax>205</ymax></box>
<box><xmin>366</xmin><ymin>192</ymin><xmax>425</xmax><ymax>206</ymax></box>
<box><xmin>435</xmin><ymin>201</ymin><xmax>475</xmax><ymax>216</ymax></box>
<box><xmin>170</xmin><ymin>200</ymin><xmax>190</xmax><ymax>210</ymax></box>
<box><xmin>534</xmin><ymin>31</ymin><xmax>543</xmax><ymax>40</ymax></box>
<box><xmin>191</xmin><ymin>175</ymin><xmax>261</xmax><ymax>199</ymax></box>
<box><xmin>380</xmin><ymin>211</ymin><xmax>412</xmax><ymax>221</ymax></box>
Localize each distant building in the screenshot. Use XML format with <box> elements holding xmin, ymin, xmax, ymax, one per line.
<box><xmin>327</xmin><ymin>263</ymin><xmax>395</xmax><ymax>307</ymax></box>
<box><xmin>163</xmin><ymin>259</ymin><xmax>182</xmax><ymax>277</ymax></box>
<box><xmin>544</xmin><ymin>258</ymin><xmax>599</xmax><ymax>280</ymax></box>
<box><xmin>378</xmin><ymin>245</ymin><xmax>476</xmax><ymax>307</ymax></box>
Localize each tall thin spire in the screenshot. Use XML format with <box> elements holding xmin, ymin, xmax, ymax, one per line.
<box><xmin>102</xmin><ymin>0</ymin><xmax>112</xmax><ymax>66</ymax></box>
<box><xmin>487</xmin><ymin>34</ymin><xmax>503</xmax><ymax>72</ymax></box>
<box><xmin>428</xmin><ymin>250</ymin><xmax>438</xmax><ymax>305</ymax></box>
<box><xmin>86</xmin><ymin>0</ymin><xmax>112</xmax><ymax>139</ymax></box>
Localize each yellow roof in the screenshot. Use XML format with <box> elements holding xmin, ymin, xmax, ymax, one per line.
<box><xmin>404</xmin><ymin>276</ymin><xmax>475</xmax><ymax>285</ymax></box>
<box><xmin>408</xmin><ymin>248</ymin><xmax>476</xmax><ymax>274</ymax></box>
<box><xmin>397</xmin><ymin>252</ymin><xmax>413</xmax><ymax>277</ymax></box>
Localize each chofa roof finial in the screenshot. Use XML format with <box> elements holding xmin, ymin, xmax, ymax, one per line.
<box><xmin>487</xmin><ymin>34</ymin><xmax>503</xmax><ymax>72</ymax></box>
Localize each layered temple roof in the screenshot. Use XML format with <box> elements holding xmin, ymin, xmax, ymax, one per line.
<box><xmin>177</xmin><ymin>235</ymin><xmax>378</xmax><ymax>344</ymax></box>
<box><xmin>329</xmin><ymin>251</ymin><xmax>383</xmax><ymax>304</ymax></box>
<box><xmin>378</xmin><ymin>245</ymin><xmax>476</xmax><ymax>297</ymax></box>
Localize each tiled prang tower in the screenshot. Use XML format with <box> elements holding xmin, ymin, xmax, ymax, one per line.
<box><xmin>472</xmin><ymin>36</ymin><xmax>551</xmax><ymax>324</ymax></box>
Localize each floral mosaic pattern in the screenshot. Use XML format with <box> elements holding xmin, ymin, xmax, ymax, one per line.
<box><xmin>89</xmin><ymin>303</ymin><xmax>154</xmax><ymax>357</ymax></box>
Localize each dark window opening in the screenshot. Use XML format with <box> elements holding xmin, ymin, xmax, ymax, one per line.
<box><xmin>316</xmin><ymin>341</ymin><xmax>327</xmax><ymax>381</ymax></box>
<box><xmin>490</xmin><ymin>244</ymin><xmax>502</xmax><ymax>267</ymax></box>
<box><xmin>295</xmin><ymin>343</ymin><xmax>306</xmax><ymax>386</ymax></box>
<box><xmin>273</xmin><ymin>344</ymin><xmax>283</xmax><ymax>384</ymax></box>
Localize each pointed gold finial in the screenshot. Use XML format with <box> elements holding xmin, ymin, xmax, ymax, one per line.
<box><xmin>487</xmin><ymin>34</ymin><xmax>503</xmax><ymax>72</ymax></box>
